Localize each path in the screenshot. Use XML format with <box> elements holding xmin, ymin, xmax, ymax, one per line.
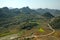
<box><xmin>0</xmin><ymin>18</ymin><xmax>59</xmax><ymax>40</ymax></box>
<box><xmin>0</xmin><ymin>34</ymin><xmax>19</xmax><ymax>40</ymax></box>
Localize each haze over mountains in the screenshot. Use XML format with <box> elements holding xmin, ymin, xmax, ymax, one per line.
<box><xmin>0</xmin><ymin>7</ymin><xmax>60</xmax><ymax>18</ymax></box>
<box><xmin>0</xmin><ymin>6</ymin><xmax>60</xmax><ymax>38</ymax></box>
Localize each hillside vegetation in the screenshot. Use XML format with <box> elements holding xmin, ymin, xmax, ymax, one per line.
<box><xmin>50</xmin><ymin>16</ymin><xmax>60</xmax><ymax>29</ymax></box>
<box><xmin>0</xmin><ymin>7</ymin><xmax>60</xmax><ymax>37</ymax></box>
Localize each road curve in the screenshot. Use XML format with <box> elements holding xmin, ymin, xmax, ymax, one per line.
<box><xmin>0</xmin><ymin>18</ymin><xmax>56</xmax><ymax>40</ymax></box>
<box><xmin>25</xmin><ymin>18</ymin><xmax>56</xmax><ymax>38</ymax></box>
<box><xmin>25</xmin><ymin>24</ymin><xmax>55</xmax><ymax>38</ymax></box>
<box><xmin>39</xmin><ymin>24</ymin><xmax>55</xmax><ymax>37</ymax></box>
<box><xmin>0</xmin><ymin>24</ymin><xmax>56</xmax><ymax>40</ymax></box>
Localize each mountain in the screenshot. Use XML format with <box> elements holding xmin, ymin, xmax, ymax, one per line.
<box><xmin>0</xmin><ymin>7</ymin><xmax>60</xmax><ymax>37</ymax></box>
<box><xmin>0</xmin><ymin>7</ymin><xmax>21</xmax><ymax>18</ymax></box>
<box><xmin>36</xmin><ymin>8</ymin><xmax>60</xmax><ymax>17</ymax></box>
<box><xmin>20</xmin><ymin>7</ymin><xmax>32</xmax><ymax>13</ymax></box>
<box><xmin>42</xmin><ymin>12</ymin><xmax>54</xmax><ymax>19</ymax></box>
<box><xmin>20</xmin><ymin>6</ymin><xmax>40</xmax><ymax>15</ymax></box>
<box><xmin>0</xmin><ymin>7</ymin><xmax>41</xmax><ymax>37</ymax></box>
<box><xmin>0</xmin><ymin>7</ymin><xmax>60</xmax><ymax>18</ymax></box>
<box><xmin>50</xmin><ymin>16</ymin><xmax>60</xmax><ymax>29</ymax></box>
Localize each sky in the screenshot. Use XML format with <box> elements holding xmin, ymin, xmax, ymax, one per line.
<box><xmin>0</xmin><ymin>0</ymin><xmax>60</xmax><ymax>9</ymax></box>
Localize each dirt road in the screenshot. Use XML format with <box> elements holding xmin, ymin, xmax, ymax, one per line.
<box><xmin>0</xmin><ymin>34</ymin><xmax>19</xmax><ymax>40</ymax></box>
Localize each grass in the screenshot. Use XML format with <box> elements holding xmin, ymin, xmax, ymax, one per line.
<box><xmin>39</xmin><ymin>28</ymin><xmax>45</xmax><ymax>33</ymax></box>
<box><xmin>18</xmin><ymin>30</ymin><xmax>25</xmax><ymax>36</ymax></box>
<box><xmin>0</xmin><ymin>19</ymin><xmax>46</xmax><ymax>37</ymax></box>
<box><xmin>0</xmin><ymin>32</ymin><xmax>13</xmax><ymax>37</ymax></box>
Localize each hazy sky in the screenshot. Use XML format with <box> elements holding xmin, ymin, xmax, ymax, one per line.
<box><xmin>0</xmin><ymin>0</ymin><xmax>60</xmax><ymax>9</ymax></box>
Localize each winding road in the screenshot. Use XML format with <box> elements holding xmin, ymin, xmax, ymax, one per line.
<box><xmin>40</xmin><ymin>24</ymin><xmax>55</xmax><ymax>37</ymax></box>
<box><xmin>24</xmin><ymin>24</ymin><xmax>55</xmax><ymax>38</ymax></box>
<box><xmin>24</xmin><ymin>18</ymin><xmax>59</xmax><ymax>40</ymax></box>
<box><xmin>0</xmin><ymin>18</ymin><xmax>59</xmax><ymax>40</ymax></box>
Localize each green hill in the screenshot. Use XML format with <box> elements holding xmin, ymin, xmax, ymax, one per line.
<box><xmin>50</xmin><ymin>16</ymin><xmax>60</xmax><ymax>29</ymax></box>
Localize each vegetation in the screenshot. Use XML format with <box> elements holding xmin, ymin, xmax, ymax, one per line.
<box><xmin>39</xmin><ymin>28</ymin><xmax>45</xmax><ymax>33</ymax></box>
<box><xmin>42</xmin><ymin>12</ymin><xmax>54</xmax><ymax>19</ymax></box>
<box><xmin>50</xmin><ymin>16</ymin><xmax>60</xmax><ymax>29</ymax></box>
<box><xmin>0</xmin><ymin>7</ymin><xmax>60</xmax><ymax>38</ymax></box>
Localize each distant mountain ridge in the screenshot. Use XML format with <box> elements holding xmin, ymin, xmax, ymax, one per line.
<box><xmin>0</xmin><ymin>7</ymin><xmax>60</xmax><ymax>37</ymax></box>
<box><xmin>0</xmin><ymin>7</ymin><xmax>60</xmax><ymax>17</ymax></box>
<box><xmin>42</xmin><ymin>12</ymin><xmax>54</xmax><ymax>19</ymax></box>
<box><xmin>36</xmin><ymin>8</ymin><xmax>60</xmax><ymax>16</ymax></box>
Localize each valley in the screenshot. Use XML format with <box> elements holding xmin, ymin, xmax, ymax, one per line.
<box><xmin>0</xmin><ymin>7</ymin><xmax>60</xmax><ymax>40</ymax></box>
